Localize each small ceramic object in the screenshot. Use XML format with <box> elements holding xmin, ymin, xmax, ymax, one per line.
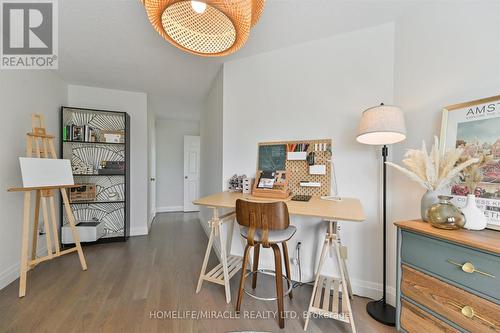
<box><xmin>462</xmin><ymin>194</ymin><xmax>487</xmax><ymax>230</ymax></box>
<box><xmin>108</xmin><ymin>192</ymin><xmax>120</xmax><ymax>201</ymax></box>
<box><xmin>428</xmin><ymin>196</ymin><xmax>465</xmax><ymax>230</ymax></box>
<box><xmin>421</xmin><ymin>190</ymin><xmax>439</xmax><ymax>221</ymax></box>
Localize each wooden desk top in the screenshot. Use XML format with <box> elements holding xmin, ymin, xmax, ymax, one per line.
<box><xmin>193</xmin><ymin>192</ymin><xmax>365</xmax><ymax>222</ymax></box>
<box><xmin>395</xmin><ymin>220</ymin><xmax>500</xmax><ymax>255</ymax></box>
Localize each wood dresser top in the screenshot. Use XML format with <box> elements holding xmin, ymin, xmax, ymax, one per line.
<box><xmin>395</xmin><ymin>220</ymin><xmax>500</xmax><ymax>255</ymax></box>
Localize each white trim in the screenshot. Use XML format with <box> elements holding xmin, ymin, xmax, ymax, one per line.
<box><xmin>0</xmin><ymin>245</ymin><xmax>47</xmax><ymax>291</ymax></box>
<box><xmin>351</xmin><ymin>279</ymin><xmax>396</xmax><ymax>306</ymax></box>
<box><xmin>129</xmin><ymin>226</ymin><xmax>149</xmax><ymax>236</ymax></box>
<box><xmin>156</xmin><ymin>206</ymin><xmax>184</xmax><ymax>213</ymax></box>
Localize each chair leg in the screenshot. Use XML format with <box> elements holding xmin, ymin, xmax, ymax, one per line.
<box><xmin>251</xmin><ymin>244</ymin><xmax>260</xmax><ymax>289</ymax></box>
<box><xmin>271</xmin><ymin>244</ymin><xmax>285</xmax><ymax>329</ymax></box>
<box><xmin>236</xmin><ymin>244</ymin><xmax>251</xmax><ymax>312</ymax></box>
<box><xmin>281</xmin><ymin>242</ymin><xmax>293</xmax><ymax>299</ymax></box>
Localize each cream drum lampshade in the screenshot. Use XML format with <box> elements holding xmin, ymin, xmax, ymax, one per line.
<box><xmin>356</xmin><ymin>104</ymin><xmax>407</xmax><ymax>145</ymax></box>
<box><xmin>142</xmin><ymin>0</ymin><xmax>265</xmax><ymax>57</ymax></box>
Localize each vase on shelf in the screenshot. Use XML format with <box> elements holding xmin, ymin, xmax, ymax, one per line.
<box><xmin>462</xmin><ymin>194</ymin><xmax>487</xmax><ymax>231</ymax></box>
<box><xmin>421</xmin><ymin>190</ymin><xmax>439</xmax><ymax>222</ymax></box>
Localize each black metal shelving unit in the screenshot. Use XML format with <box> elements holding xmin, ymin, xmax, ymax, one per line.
<box><xmin>60</xmin><ymin>106</ymin><xmax>130</xmax><ymax>246</ymax></box>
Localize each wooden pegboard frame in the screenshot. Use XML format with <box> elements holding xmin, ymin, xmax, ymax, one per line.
<box><xmin>257</xmin><ymin>139</ymin><xmax>332</xmax><ymax>197</ymax></box>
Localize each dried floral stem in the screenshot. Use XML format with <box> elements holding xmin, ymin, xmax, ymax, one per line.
<box><xmin>386</xmin><ymin>136</ymin><xmax>479</xmax><ymax>191</ymax></box>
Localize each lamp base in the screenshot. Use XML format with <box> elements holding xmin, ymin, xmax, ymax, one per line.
<box><xmin>366</xmin><ymin>299</ymin><xmax>396</xmax><ymax>326</ymax></box>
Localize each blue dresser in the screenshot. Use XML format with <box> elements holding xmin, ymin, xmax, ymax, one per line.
<box><xmin>395</xmin><ymin>220</ymin><xmax>500</xmax><ymax>333</ymax></box>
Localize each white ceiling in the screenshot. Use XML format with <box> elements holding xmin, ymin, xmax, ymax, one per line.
<box><xmin>57</xmin><ymin>0</ymin><xmax>425</xmax><ymax>103</ymax></box>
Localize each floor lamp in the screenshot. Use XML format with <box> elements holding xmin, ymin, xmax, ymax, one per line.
<box><xmin>356</xmin><ymin>103</ymin><xmax>406</xmax><ymax>326</ymax></box>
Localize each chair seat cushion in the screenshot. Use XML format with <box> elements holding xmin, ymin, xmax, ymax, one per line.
<box><xmin>239</xmin><ymin>225</ymin><xmax>297</xmax><ymax>243</ymax></box>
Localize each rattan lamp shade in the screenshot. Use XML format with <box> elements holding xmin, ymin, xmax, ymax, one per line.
<box><xmin>142</xmin><ymin>0</ymin><xmax>265</xmax><ymax>56</ymax></box>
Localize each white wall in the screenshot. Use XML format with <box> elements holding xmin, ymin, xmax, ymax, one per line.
<box><xmin>199</xmin><ymin>69</ymin><xmax>224</xmax><ymax>235</ymax></box>
<box><xmin>67</xmin><ymin>85</ymin><xmax>149</xmax><ymax>236</ymax></box>
<box><xmin>223</xmin><ymin>23</ymin><xmax>395</xmax><ymax>300</ymax></box>
<box><xmin>0</xmin><ymin>71</ymin><xmax>67</xmax><ymax>289</ymax></box>
<box><xmin>155</xmin><ymin>117</ymin><xmax>200</xmax><ymax>212</ymax></box>
<box><xmin>149</xmin><ymin>95</ymin><xmax>202</xmax><ymax>121</ymax></box>
<box><xmin>389</xmin><ymin>1</ymin><xmax>500</xmax><ymax>294</ymax></box>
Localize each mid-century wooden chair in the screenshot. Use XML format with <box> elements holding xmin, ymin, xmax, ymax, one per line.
<box><xmin>235</xmin><ymin>199</ymin><xmax>296</xmax><ymax>329</ymax></box>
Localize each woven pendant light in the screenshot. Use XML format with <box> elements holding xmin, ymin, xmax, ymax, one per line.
<box><xmin>142</xmin><ymin>0</ymin><xmax>265</xmax><ymax>57</ymax></box>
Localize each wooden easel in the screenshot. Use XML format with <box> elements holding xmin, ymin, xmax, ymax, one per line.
<box><xmin>7</xmin><ymin>114</ymin><xmax>87</xmax><ymax>297</ymax></box>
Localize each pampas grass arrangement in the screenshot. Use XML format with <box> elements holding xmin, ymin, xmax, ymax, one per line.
<box><xmin>459</xmin><ymin>153</ymin><xmax>493</xmax><ymax>194</ymax></box>
<box><xmin>385</xmin><ymin>136</ymin><xmax>479</xmax><ymax>191</ymax></box>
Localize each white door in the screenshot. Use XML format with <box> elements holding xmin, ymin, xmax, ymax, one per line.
<box><xmin>184</xmin><ymin>135</ymin><xmax>200</xmax><ymax>212</ymax></box>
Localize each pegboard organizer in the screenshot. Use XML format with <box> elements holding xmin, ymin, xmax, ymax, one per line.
<box><xmin>257</xmin><ymin>139</ymin><xmax>332</xmax><ymax>197</ymax></box>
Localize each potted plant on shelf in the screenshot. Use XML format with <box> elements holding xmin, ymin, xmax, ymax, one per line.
<box><xmin>386</xmin><ymin>136</ymin><xmax>478</xmax><ymax>221</ymax></box>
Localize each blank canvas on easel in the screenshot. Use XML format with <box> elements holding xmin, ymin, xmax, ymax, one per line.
<box><xmin>19</xmin><ymin>157</ymin><xmax>74</xmax><ymax>188</ymax></box>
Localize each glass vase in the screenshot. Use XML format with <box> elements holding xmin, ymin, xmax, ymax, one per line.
<box><xmin>428</xmin><ymin>195</ymin><xmax>465</xmax><ymax>230</ymax></box>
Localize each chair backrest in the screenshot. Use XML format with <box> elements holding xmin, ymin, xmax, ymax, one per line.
<box><xmin>236</xmin><ymin>199</ymin><xmax>290</xmax><ymax>246</ymax></box>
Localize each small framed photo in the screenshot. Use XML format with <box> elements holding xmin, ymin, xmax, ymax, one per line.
<box><xmin>440</xmin><ymin>95</ymin><xmax>500</xmax><ymax>231</ymax></box>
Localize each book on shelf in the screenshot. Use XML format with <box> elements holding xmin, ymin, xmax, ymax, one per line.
<box><xmin>64</xmin><ymin>124</ymin><xmax>97</xmax><ymax>142</ymax></box>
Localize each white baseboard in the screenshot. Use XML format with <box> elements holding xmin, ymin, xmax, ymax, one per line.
<box><xmin>0</xmin><ymin>245</ymin><xmax>47</xmax><ymax>291</ymax></box>
<box><xmin>130</xmin><ymin>226</ymin><xmax>149</xmax><ymax>236</ymax></box>
<box><xmin>351</xmin><ymin>278</ymin><xmax>396</xmax><ymax>306</ymax></box>
<box><xmin>157</xmin><ymin>206</ymin><xmax>184</xmax><ymax>213</ymax></box>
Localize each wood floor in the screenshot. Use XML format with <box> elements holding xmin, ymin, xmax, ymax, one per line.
<box><xmin>0</xmin><ymin>212</ymin><xmax>396</xmax><ymax>333</ymax></box>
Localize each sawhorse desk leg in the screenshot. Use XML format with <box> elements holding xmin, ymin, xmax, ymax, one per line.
<box><xmin>196</xmin><ymin>208</ymin><xmax>241</xmax><ymax>304</ymax></box>
<box><xmin>304</xmin><ymin>221</ymin><xmax>356</xmax><ymax>332</ymax></box>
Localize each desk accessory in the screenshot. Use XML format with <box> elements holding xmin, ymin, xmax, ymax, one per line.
<box><xmin>300</xmin><ymin>181</ymin><xmax>321</xmax><ymax>187</ymax></box>
<box><xmin>242</xmin><ymin>177</ymin><xmax>253</xmax><ymax>194</ymax></box>
<box><xmin>228</xmin><ymin>174</ymin><xmax>248</xmax><ymax>192</ymax></box>
<box><xmin>253</xmin><ymin>170</ymin><xmax>291</xmax><ymax>199</ymax></box>
<box><xmin>309</xmin><ymin>164</ymin><xmax>326</xmax><ymax>175</ymax></box>
<box><xmin>320</xmin><ymin>196</ymin><xmax>342</xmax><ymax>202</ymax></box>
<box><xmin>291</xmin><ymin>194</ymin><xmax>312</xmax><ymax>202</ymax></box>
<box><xmin>258</xmin><ymin>139</ymin><xmax>332</xmax><ymax>197</ymax></box>
<box><xmin>357</xmin><ymin>103</ymin><xmax>407</xmax><ymax>326</ymax></box>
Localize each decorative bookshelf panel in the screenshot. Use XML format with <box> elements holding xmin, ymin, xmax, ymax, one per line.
<box><xmin>61</xmin><ymin>106</ymin><xmax>130</xmax><ymax>244</ymax></box>
<box><xmin>65</xmin><ymin>143</ymin><xmax>125</xmax><ymax>174</ymax></box>
<box><xmin>64</xmin><ymin>202</ymin><xmax>125</xmax><ymax>238</ymax></box>
<box><xmin>74</xmin><ymin>175</ymin><xmax>125</xmax><ymax>202</ymax></box>
<box><xmin>62</xmin><ymin>108</ymin><xmax>125</xmax><ymax>141</ymax></box>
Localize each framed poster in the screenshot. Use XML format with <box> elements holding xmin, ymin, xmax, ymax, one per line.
<box><xmin>440</xmin><ymin>95</ymin><xmax>500</xmax><ymax>230</ymax></box>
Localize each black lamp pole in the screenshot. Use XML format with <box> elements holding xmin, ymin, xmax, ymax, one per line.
<box><xmin>366</xmin><ymin>144</ymin><xmax>396</xmax><ymax>326</ymax></box>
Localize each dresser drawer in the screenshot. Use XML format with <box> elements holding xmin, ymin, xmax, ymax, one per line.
<box><xmin>401</xmin><ymin>230</ymin><xmax>500</xmax><ymax>301</ymax></box>
<box><xmin>400</xmin><ymin>299</ymin><xmax>460</xmax><ymax>333</ymax></box>
<box><xmin>402</xmin><ymin>265</ymin><xmax>500</xmax><ymax>333</ymax></box>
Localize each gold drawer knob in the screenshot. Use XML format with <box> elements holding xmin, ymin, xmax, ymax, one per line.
<box><xmin>461</xmin><ymin>305</ymin><xmax>475</xmax><ymax>318</ymax></box>
<box><xmin>462</xmin><ymin>262</ymin><xmax>475</xmax><ymax>274</ymax></box>
<box><xmin>446</xmin><ymin>259</ymin><xmax>495</xmax><ymax>278</ymax></box>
